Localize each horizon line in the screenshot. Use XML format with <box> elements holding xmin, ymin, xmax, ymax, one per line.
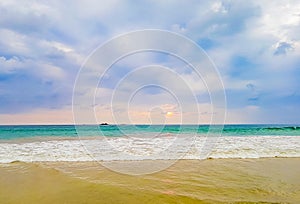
<box><xmin>0</xmin><ymin>123</ymin><xmax>299</xmax><ymax>126</ymax></box>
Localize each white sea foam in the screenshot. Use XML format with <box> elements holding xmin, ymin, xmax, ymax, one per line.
<box><xmin>0</xmin><ymin>135</ymin><xmax>300</xmax><ymax>163</ymax></box>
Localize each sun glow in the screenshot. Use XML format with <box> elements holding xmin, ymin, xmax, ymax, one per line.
<box><xmin>166</xmin><ymin>112</ymin><xmax>173</xmax><ymax>117</ymax></box>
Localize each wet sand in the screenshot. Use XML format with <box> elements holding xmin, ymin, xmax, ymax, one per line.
<box><xmin>0</xmin><ymin>158</ymin><xmax>300</xmax><ymax>203</ymax></box>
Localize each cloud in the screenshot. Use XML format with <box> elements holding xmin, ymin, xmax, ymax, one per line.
<box><xmin>0</xmin><ymin>0</ymin><xmax>299</xmax><ymax>123</ymax></box>
<box><xmin>274</xmin><ymin>41</ymin><xmax>294</xmax><ymax>55</ymax></box>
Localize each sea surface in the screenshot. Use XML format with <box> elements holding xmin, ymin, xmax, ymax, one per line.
<box><xmin>0</xmin><ymin>124</ymin><xmax>300</xmax><ymax>163</ymax></box>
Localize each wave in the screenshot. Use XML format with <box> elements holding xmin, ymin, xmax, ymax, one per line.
<box><xmin>0</xmin><ymin>135</ymin><xmax>299</xmax><ymax>163</ymax></box>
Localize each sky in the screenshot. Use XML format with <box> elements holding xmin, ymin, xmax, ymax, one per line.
<box><xmin>0</xmin><ymin>0</ymin><xmax>300</xmax><ymax>124</ymax></box>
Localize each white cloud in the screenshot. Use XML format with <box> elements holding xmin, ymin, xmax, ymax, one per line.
<box><xmin>0</xmin><ymin>0</ymin><xmax>299</xmax><ymax>123</ymax></box>
<box><xmin>211</xmin><ymin>1</ymin><xmax>229</xmax><ymax>13</ymax></box>
<box><xmin>0</xmin><ymin>56</ymin><xmax>24</xmax><ymax>74</ymax></box>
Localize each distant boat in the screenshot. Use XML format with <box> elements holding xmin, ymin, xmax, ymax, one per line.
<box><xmin>100</xmin><ymin>123</ymin><xmax>109</xmax><ymax>126</ymax></box>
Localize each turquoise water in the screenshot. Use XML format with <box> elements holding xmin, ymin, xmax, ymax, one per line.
<box><xmin>1</xmin><ymin>125</ymin><xmax>300</xmax><ymax>162</ymax></box>
<box><xmin>0</xmin><ymin>124</ymin><xmax>299</xmax><ymax>140</ymax></box>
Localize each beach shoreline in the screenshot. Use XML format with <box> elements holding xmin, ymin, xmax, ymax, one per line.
<box><xmin>1</xmin><ymin>157</ymin><xmax>299</xmax><ymax>203</ymax></box>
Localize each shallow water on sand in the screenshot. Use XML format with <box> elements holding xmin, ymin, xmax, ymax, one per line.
<box><xmin>1</xmin><ymin>158</ymin><xmax>299</xmax><ymax>203</ymax></box>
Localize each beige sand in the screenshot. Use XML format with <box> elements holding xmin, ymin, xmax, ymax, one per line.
<box><xmin>0</xmin><ymin>158</ymin><xmax>300</xmax><ymax>203</ymax></box>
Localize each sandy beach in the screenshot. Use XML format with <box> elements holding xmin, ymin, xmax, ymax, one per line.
<box><xmin>1</xmin><ymin>158</ymin><xmax>299</xmax><ymax>203</ymax></box>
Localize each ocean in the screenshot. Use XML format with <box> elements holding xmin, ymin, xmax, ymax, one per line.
<box><xmin>1</xmin><ymin>124</ymin><xmax>300</xmax><ymax>203</ymax></box>
<box><xmin>0</xmin><ymin>124</ymin><xmax>300</xmax><ymax>163</ymax></box>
